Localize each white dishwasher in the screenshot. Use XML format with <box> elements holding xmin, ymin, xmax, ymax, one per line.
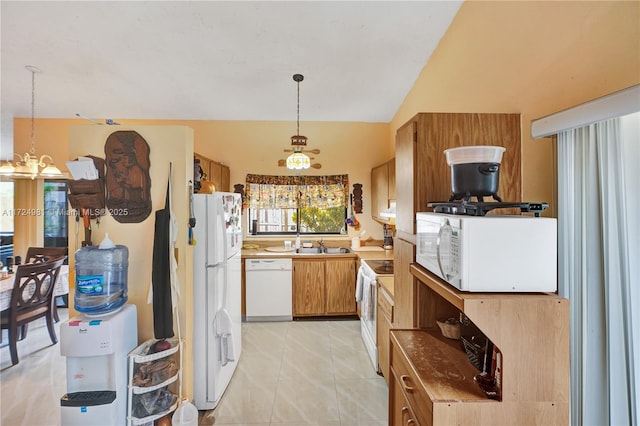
<box><xmin>245</xmin><ymin>258</ymin><xmax>293</xmax><ymax>321</ymax></box>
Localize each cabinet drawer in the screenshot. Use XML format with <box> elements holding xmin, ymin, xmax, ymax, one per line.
<box><xmin>378</xmin><ymin>283</ymin><xmax>394</xmax><ymax>322</ymax></box>
<box><xmin>391</xmin><ymin>339</ymin><xmax>433</xmax><ymax>423</ymax></box>
<box><xmin>391</xmin><ymin>365</ymin><xmax>421</xmax><ymax>426</ymax></box>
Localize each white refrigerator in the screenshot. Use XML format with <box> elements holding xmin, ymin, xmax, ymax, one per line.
<box><xmin>192</xmin><ymin>192</ymin><xmax>242</xmax><ymax>410</ymax></box>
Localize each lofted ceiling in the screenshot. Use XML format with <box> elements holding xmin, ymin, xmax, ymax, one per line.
<box><xmin>0</xmin><ymin>1</ymin><xmax>462</xmax><ymax>154</ymax></box>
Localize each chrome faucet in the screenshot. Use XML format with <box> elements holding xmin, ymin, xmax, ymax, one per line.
<box><xmin>317</xmin><ymin>239</ymin><xmax>326</xmax><ymax>253</ymax></box>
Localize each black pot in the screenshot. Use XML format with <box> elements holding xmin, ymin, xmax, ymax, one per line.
<box><xmin>450</xmin><ymin>162</ymin><xmax>501</xmax><ymax>201</ymax></box>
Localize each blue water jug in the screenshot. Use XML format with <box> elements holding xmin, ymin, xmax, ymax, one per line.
<box><xmin>75</xmin><ymin>235</ymin><xmax>128</xmax><ymax>315</ymax></box>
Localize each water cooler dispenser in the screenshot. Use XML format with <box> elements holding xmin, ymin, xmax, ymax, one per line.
<box><xmin>60</xmin><ymin>304</ymin><xmax>137</xmax><ymax>425</ymax></box>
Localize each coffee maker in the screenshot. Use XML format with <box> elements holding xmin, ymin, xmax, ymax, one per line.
<box><xmin>60</xmin><ymin>304</ymin><xmax>137</xmax><ymax>425</ymax></box>
<box><xmin>383</xmin><ymin>224</ymin><xmax>393</xmax><ymax>250</ymax></box>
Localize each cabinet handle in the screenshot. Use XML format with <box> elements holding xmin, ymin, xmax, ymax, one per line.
<box><xmin>400</xmin><ymin>375</ymin><xmax>415</xmax><ymax>392</ymax></box>
<box><xmin>402</xmin><ymin>407</ymin><xmax>409</xmax><ymax>414</ymax></box>
<box><xmin>407</xmin><ymin>419</ymin><xmax>416</xmax><ymax>425</ymax></box>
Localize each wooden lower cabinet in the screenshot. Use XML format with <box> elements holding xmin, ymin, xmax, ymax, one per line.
<box><xmin>389</xmin><ymin>265</ymin><xmax>570</xmax><ymax>425</ymax></box>
<box><xmin>293</xmin><ymin>259</ymin><xmax>325</xmax><ymax>316</ymax></box>
<box><xmin>326</xmin><ymin>259</ymin><xmax>357</xmax><ymax>314</ymax></box>
<box><xmin>293</xmin><ymin>258</ymin><xmax>356</xmax><ymax>316</ymax></box>
<box><xmin>390</xmin><ymin>365</ymin><xmax>421</xmax><ymax>426</ymax></box>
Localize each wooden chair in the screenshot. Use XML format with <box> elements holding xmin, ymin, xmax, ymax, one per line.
<box><xmin>25</xmin><ymin>246</ymin><xmax>68</xmax><ymax>264</ymax></box>
<box><xmin>0</xmin><ymin>256</ymin><xmax>65</xmax><ymax>366</ymax></box>
<box><xmin>25</xmin><ymin>246</ymin><xmax>69</xmax><ymax>322</ymax></box>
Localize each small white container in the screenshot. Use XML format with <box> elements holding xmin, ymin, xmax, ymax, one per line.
<box><xmin>444</xmin><ymin>146</ymin><xmax>506</xmax><ymax>165</ymax></box>
<box><xmin>351</xmin><ymin>237</ymin><xmax>360</xmax><ymax>250</ymax></box>
<box><xmin>172</xmin><ymin>400</ymin><xmax>198</xmax><ymax>425</ymax></box>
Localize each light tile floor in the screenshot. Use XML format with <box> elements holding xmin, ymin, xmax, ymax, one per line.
<box><xmin>199</xmin><ymin>320</ymin><xmax>388</xmax><ymax>426</ymax></box>
<box><xmin>1</xmin><ymin>309</ymin><xmax>69</xmax><ymax>426</ymax></box>
<box><xmin>1</xmin><ymin>312</ymin><xmax>388</xmax><ymax>426</ymax></box>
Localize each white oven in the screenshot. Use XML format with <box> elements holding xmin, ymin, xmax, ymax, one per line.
<box><xmin>357</xmin><ymin>259</ymin><xmax>393</xmax><ymax>373</ymax></box>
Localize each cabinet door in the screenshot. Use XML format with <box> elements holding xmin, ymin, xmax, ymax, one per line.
<box><xmin>394</xmin><ymin>238</ymin><xmax>416</xmax><ymax>328</ymax></box>
<box><xmin>388</xmin><ymin>158</ymin><xmax>396</xmax><ymax>201</ymax></box>
<box><xmin>293</xmin><ymin>259</ymin><xmax>325</xmax><ymax>316</ymax></box>
<box><xmin>325</xmin><ymin>259</ymin><xmax>356</xmax><ymax>314</ymax></box>
<box><xmin>395</xmin><ymin>120</ymin><xmax>416</xmax><ymax>234</ymax></box>
<box><xmin>194</xmin><ymin>154</ymin><xmax>211</xmax><ymax>184</ymax></box>
<box><xmin>371</xmin><ymin>162</ymin><xmax>389</xmax><ymax>221</ymax></box>
<box><xmin>220</xmin><ymin>163</ymin><xmax>230</xmax><ymax>192</ymax></box>
<box><xmin>209</xmin><ymin>161</ymin><xmax>222</xmax><ymax>192</ymax></box>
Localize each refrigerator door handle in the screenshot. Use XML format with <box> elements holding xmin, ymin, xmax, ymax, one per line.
<box><xmin>216</xmin><ymin>200</ymin><xmax>230</xmax><ymax>310</ymax></box>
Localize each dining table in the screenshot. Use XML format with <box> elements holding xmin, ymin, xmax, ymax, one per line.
<box><xmin>0</xmin><ymin>265</ymin><xmax>69</xmax><ymax>312</ymax></box>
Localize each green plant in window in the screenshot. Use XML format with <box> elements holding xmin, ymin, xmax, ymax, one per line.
<box><xmin>294</xmin><ymin>206</ymin><xmax>345</xmax><ymax>233</ymax></box>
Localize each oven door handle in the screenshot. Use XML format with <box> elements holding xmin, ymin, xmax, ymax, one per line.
<box><xmin>436</xmin><ymin>218</ymin><xmax>449</xmax><ymax>279</ymax></box>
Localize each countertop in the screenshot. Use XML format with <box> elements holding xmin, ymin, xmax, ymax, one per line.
<box><xmin>241</xmin><ymin>245</ymin><xmax>393</xmax><ymax>260</ymax></box>
<box><xmin>242</xmin><ymin>244</ymin><xmax>395</xmax><ymax>299</ymax></box>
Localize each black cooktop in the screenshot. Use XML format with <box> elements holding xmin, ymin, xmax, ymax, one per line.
<box><xmin>364</xmin><ymin>259</ymin><xmax>394</xmax><ymax>275</ymax></box>
<box><xmin>427</xmin><ymin>201</ymin><xmax>548</xmax><ymax>217</ymax></box>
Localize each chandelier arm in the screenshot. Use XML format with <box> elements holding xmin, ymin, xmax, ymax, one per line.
<box><xmin>38</xmin><ymin>154</ymin><xmax>54</xmax><ymax>166</ymax></box>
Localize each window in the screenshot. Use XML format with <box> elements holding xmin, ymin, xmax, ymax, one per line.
<box><xmin>43</xmin><ymin>180</ymin><xmax>68</xmax><ymax>248</ymax></box>
<box><xmin>0</xmin><ymin>181</ymin><xmax>14</xmax><ymax>265</ymax></box>
<box><xmin>245</xmin><ymin>174</ymin><xmax>348</xmax><ymax>235</ymax></box>
<box><xmin>0</xmin><ymin>180</ymin><xmax>68</xmax><ymax>267</ymax></box>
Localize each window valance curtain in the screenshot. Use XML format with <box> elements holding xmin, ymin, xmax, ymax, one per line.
<box><xmin>245</xmin><ymin>174</ymin><xmax>348</xmax><ymax>209</ymax></box>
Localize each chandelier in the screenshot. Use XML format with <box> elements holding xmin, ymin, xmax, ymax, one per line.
<box><xmin>286</xmin><ymin>74</ymin><xmax>311</xmax><ymax>170</ymax></box>
<box><xmin>0</xmin><ymin>65</ymin><xmax>64</xmax><ymax>179</ymax></box>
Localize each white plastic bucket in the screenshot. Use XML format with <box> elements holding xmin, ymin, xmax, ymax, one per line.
<box><xmin>172</xmin><ymin>400</ymin><xmax>198</xmax><ymax>426</ymax></box>
<box><xmin>444</xmin><ymin>146</ymin><xmax>506</xmax><ymax>166</ymax></box>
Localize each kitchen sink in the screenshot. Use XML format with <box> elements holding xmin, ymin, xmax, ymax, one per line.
<box><xmin>324</xmin><ymin>247</ymin><xmax>351</xmax><ymax>254</ymax></box>
<box><xmin>295</xmin><ymin>247</ymin><xmax>352</xmax><ymax>254</ymax></box>
<box><xmin>296</xmin><ymin>247</ymin><xmax>323</xmax><ymax>254</ymax></box>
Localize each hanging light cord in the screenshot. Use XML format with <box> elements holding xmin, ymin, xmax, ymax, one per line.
<box><xmin>30</xmin><ymin>67</ymin><xmax>36</xmax><ymax>155</ymax></box>
<box><xmin>296</xmin><ymin>78</ymin><xmax>300</xmax><ymax>137</ymax></box>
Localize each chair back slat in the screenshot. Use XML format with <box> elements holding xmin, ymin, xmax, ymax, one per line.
<box><xmin>11</xmin><ymin>257</ymin><xmax>66</xmax><ymax>316</ymax></box>
<box><xmin>25</xmin><ymin>247</ymin><xmax>68</xmax><ymax>264</ymax></box>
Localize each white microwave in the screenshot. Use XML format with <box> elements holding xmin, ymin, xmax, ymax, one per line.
<box><xmin>415</xmin><ymin>212</ymin><xmax>557</xmax><ymax>292</ymax></box>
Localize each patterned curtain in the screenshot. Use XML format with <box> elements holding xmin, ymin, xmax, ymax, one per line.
<box><xmin>245</xmin><ymin>174</ymin><xmax>348</xmax><ymax>209</ymax></box>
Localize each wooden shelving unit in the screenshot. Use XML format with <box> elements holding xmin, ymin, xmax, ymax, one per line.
<box><xmin>388</xmin><ymin>263</ymin><xmax>570</xmax><ymax>425</ymax></box>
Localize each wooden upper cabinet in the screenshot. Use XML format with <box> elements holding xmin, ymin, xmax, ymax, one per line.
<box><xmin>395</xmin><ymin>122</ymin><xmax>416</xmax><ymax>234</ymax></box>
<box><xmin>388</xmin><ymin>159</ymin><xmax>396</xmax><ymax>201</ymax></box>
<box><xmin>395</xmin><ymin>113</ymin><xmax>521</xmax><ymax>234</ymax></box>
<box><xmin>194</xmin><ymin>153</ymin><xmax>231</xmax><ymax>192</ymax></box>
<box><xmin>371</xmin><ymin>158</ymin><xmax>396</xmax><ymax>223</ymax></box>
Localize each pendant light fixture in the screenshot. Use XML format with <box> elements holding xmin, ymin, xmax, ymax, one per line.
<box><xmin>286</xmin><ymin>74</ymin><xmax>311</xmax><ymax>170</ymax></box>
<box><xmin>0</xmin><ymin>65</ymin><xmax>64</xmax><ymax>179</ymax></box>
